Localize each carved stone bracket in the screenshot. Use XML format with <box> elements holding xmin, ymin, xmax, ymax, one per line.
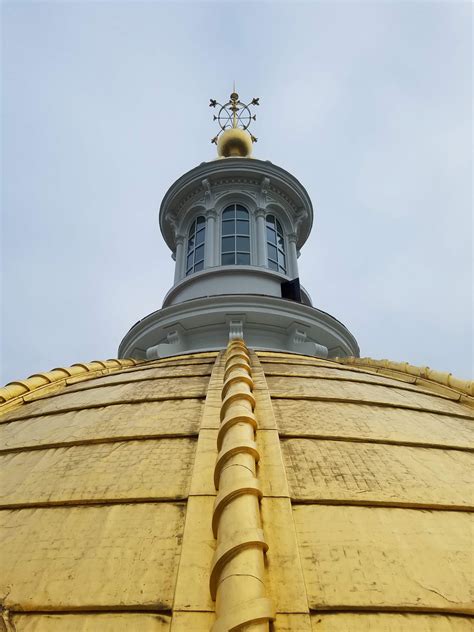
<box><xmin>228</xmin><ymin>319</ymin><xmax>244</xmax><ymax>340</ymax></box>
<box><xmin>258</xmin><ymin>176</ymin><xmax>271</xmax><ymax>208</ymax></box>
<box><xmin>202</xmin><ymin>178</ymin><xmax>215</xmax><ymax>210</ymax></box>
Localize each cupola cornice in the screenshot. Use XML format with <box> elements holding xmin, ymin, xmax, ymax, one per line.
<box><xmin>159</xmin><ymin>158</ymin><xmax>313</xmax><ymax>251</ymax></box>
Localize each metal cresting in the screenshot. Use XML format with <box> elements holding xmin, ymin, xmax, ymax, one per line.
<box><xmin>210</xmin><ymin>339</ymin><xmax>275</xmax><ymax>632</ymax></box>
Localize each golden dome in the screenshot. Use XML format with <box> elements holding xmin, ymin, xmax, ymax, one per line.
<box><xmin>0</xmin><ymin>344</ymin><xmax>473</xmax><ymax>631</ymax></box>
<box><xmin>217</xmin><ymin>127</ymin><xmax>253</xmax><ymax>158</ymax></box>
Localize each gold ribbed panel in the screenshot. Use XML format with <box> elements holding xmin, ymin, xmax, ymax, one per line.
<box><xmin>1</xmin><ymin>438</ymin><xmax>196</xmax><ymax>507</ymax></box>
<box><xmin>309</xmin><ymin>613</ymin><xmax>474</xmax><ymax>631</ymax></box>
<box><xmin>266</xmin><ymin>375</ymin><xmax>472</xmax><ymax>416</ymax></box>
<box><xmin>258</xmin><ymin>351</ymin><xmax>474</xmax><ymax>624</ymax></box>
<box><xmin>0</xmin><ymin>398</ymin><xmax>203</xmax><ymax>451</ymax></box>
<box><xmin>0</xmin><ymin>503</ymin><xmax>185</xmax><ymax>610</ymax></box>
<box><xmin>1</xmin><ymin>349</ymin><xmax>472</xmax><ymax>630</ymax></box>
<box><xmin>210</xmin><ymin>340</ymin><xmax>275</xmax><ymax>632</ymax></box>
<box><xmin>0</xmin><ymin>374</ymin><xmax>210</xmax><ymax>422</ymax></box>
<box><xmin>2</xmin><ymin>613</ymin><xmax>171</xmax><ymax>632</ymax></box>
<box><xmin>273</xmin><ymin>399</ymin><xmax>473</xmax><ymax>450</ymax></box>
<box><xmin>282</xmin><ymin>438</ymin><xmax>473</xmax><ymax>510</ymax></box>
<box><xmin>0</xmin><ymin>358</ymin><xmax>141</xmax><ymax>411</ymax></box>
<box><xmin>0</xmin><ymin>352</ymin><xmax>218</xmax><ymax>623</ymax></box>
<box><xmin>335</xmin><ymin>356</ymin><xmax>474</xmax><ymax>398</ymax></box>
<box><xmin>294</xmin><ymin>506</ymin><xmax>473</xmax><ymax>613</ymax></box>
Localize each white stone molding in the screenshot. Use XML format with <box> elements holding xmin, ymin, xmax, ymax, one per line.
<box><xmin>174</xmin><ymin>233</ymin><xmax>186</xmax><ymax>284</ymax></box>
<box><xmin>161</xmin><ymin>159</ymin><xmax>313</xmax><ymax>287</ymax></box>
<box><xmin>168</xmin><ymin>211</ymin><xmax>178</xmax><ymax>233</ymax></box>
<box><xmin>294</xmin><ymin>206</ymin><xmax>308</xmax><ymax>232</ymax></box>
<box><xmin>121</xmin><ymin>157</ymin><xmax>360</xmax><ymax>362</ymax></box>
<box><xmin>159</xmin><ymin>158</ymin><xmax>313</xmax><ymax>253</ymax></box>
<box><xmin>258</xmin><ymin>176</ymin><xmax>270</xmax><ymax>207</ymax></box>
<box><xmin>205</xmin><ymin>208</ymin><xmax>219</xmax><ymax>219</ymax></box>
<box><xmin>202</xmin><ymin>178</ymin><xmax>215</xmax><ymax>209</ymax></box>
<box><xmin>205</xmin><ymin>208</ymin><xmax>218</xmax><ymax>268</ymax></box>
<box><xmin>314</xmin><ymin>343</ymin><xmax>329</xmax><ymax>358</ymax></box>
<box><xmin>286</xmin><ymin>324</ymin><xmax>329</xmax><ymax>358</ymax></box>
<box><xmin>145</xmin><ymin>326</ymin><xmax>188</xmax><ymax>359</ymax></box>
<box><xmin>255</xmin><ymin>208</ymin><xmax>267</xmax><ymax>267</ymax></box>
<box><xmin>161</xmin><ymin>265</ymin><xmax>313</xmax><ymax>308</ymax></box>
<box><xmin>290</xmin><ymin>326</ymin><xmax>308</xmax><ymax>345</ymax></box>
<box><xmin>119</xmin><ymin>294</ymin><xmax>359</xmax><ymax>360</ymax></box>
<box><xmin>287</xmin><ymin>232</ymin><xmax>299</xmax><ymax>278</ymax></box>
<box><xmin>228</xmin><ymin>319</ymin><xmax>244</xmax><ymax>340</ymax></box>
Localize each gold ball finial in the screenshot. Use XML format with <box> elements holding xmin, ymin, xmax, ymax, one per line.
<box><xmin>217</xmin><ymin>127</ymin><xmax>253</xmax><ymax>158</ymax></box>
<box><xmin>209</xmin><ymin>88</ymin><xmax>259</xmax><ymax>157</ymax></box>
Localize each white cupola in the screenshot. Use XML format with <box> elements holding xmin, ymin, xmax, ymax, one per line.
<box><xmin>119</xmin><ymin>92</ymin><xmax>359</xmax><ymax>360</ymax></box>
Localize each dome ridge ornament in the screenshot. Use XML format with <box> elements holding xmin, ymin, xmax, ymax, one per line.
<box><xmin>209</xmin><ymin>86</ymin><xmax>260</xmax><ymax>158</ymax></box>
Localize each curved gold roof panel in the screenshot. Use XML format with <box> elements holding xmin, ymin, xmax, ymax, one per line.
<box><xmin>1</xmin><ymin>348</ymin><xmax>473</xmax><ymax>631</ymax></box>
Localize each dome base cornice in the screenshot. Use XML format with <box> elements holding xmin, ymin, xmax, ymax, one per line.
<box><xmin>118</xmin><ymin>294</ymin><xmax>359</xmax><ymax>361</ymax></box>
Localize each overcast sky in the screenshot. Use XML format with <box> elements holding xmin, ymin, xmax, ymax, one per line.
<box><xmin>2</xmin><ymin>1</ymin><xmax>472</xmax><ymax>385</ymax></box>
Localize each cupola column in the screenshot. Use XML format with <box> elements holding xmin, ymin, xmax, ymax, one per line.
<box><xmin>205</xmin><ymin>209</ymin><xmax>218</xmax><ymax>268</ymax></box>
<box><xmin>174</xmin><ymin>234</ymin><xmax>185</xmax><ymax>283</ymax></box>
<box><xmin>288</xmin><ymin>233</ymin><xmax>299</xmax><ymax>278</ymax></box>
<box><xmin>255</xmin><ymin>208</ymin><xmax>267</xmax><ymax>266</ymax></box>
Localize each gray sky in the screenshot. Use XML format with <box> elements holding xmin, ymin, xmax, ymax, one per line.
<box><xmin>2</xmin><ymin>1</ymin><xmax>472</xmax><ymax>384</ymax></box>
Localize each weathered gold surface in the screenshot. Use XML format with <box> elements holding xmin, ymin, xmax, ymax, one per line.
<box><xmin>266</xmin><ymin>375</ymin><xmax>473</xmax><ymax>416</ymax></box>
<box><xmin>309</xmin><ymin>613</ymin><xmax>474</xmax><ymax>631</ymax></box>
<box><xmin>1</xmin><ymin>349</ymin><xmax>472</xmax><ymax>629</ymax></box>
<box><xmin>0</xmin><ymin>398</ymin><xmax>203</xmax><ymax>451</ymax></box>
<box><xmin>1</xmin><ymin>438</ymin><xmax>196</xmax><ymax>506</ymax></box>
<box><xmin>167</xmin><ymin>613</ymin><xmax>315</xmax><ymax>632</ymax></box>
<box><xmin>261</xmin><ymin>361</ymin><xmax>453</xmax><ymax>396</ymax></box>
<box><xmin>0</xmin><ymin>375</ymin><xmax>209</xmax><ymax>422</ymax></box>
<box><xmin>272</xmin><ymin>399</ymin><xmax>474</xmax><ymax>449</ymax></box>
<box><xmin>64</xmin><ymin>362</ymin><xmax>213</xmax><ymax>392</ymax></box>
<box><xmin>0</xmin><ymin>358</ymin><xmax>140</xmax><ymax>406</ymax></box>
<box><xmin>273</xmin><ymin>614</ymin><xmax>312</xmax><ymax>632</ymax></box>
<box><xmin>170</xmin><ymin>612</ymin><xmax>215</xmax><ymax>632</ymax></box>
<box><xmin>0</xmin><ymin>503</ymin><xmax>185</xmax><ymax>610</ymax></box>
<box><xmin>9</xmin><ymin>613</ymin><xmax>171</xmax><ymax>632</ymax></box>
<box><xmin>293</xmin><ymin>505</ymin><xmax>473</xmax><ymax>613</ymax></box>
<box><xmin>336</xmin><ymin>355</ymin><xmax>474</xmax><ymax>397</ymax></box>
<box><xmin>282</xmin><ymin>438</ymin><xmax>473</xmax><ymax>508</ymax></box>
<box><xmin>261</xmin><ymin>497</ymin><xmax>309</xmax><ymax>613</ymax></box>
<box><xmin>173</xmin><ymin>495</ymin><xmax>217</xmax><ymax>612</ymax></box>
<box><xmin>250</xmin><ymin>351</ymin><xmax>310</xmax><ymax>616</ymax></box>
<box><xmin>171</xmin><ymin>351</ymin><xmax>224</xmax><ymax>620</ymax></box>
<box><xmin>257</xmin><ymin>351</ymin><xmax>333</xmax><ymax>363</ymax></box>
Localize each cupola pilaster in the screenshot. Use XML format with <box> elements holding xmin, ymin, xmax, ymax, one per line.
<box><xmin>255</xmin><ymin>207</ymin><xmax>267</xmax><ymax>267</ymax></box>
<box><xmin>287</xmin><ymin>232</ymin><xmax>299</xmax><ymax>278</ymax></box>
<box><xmin>205</xmin><ymin>208</ymin><xmax>218</xmax><ymax>268</ymax></box>
<box><xmin>173</xmin><ymin>233</ymin><xmax>186</xmax><ymax>284</ymax></box>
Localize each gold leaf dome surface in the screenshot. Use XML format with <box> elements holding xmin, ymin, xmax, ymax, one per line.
<box><xmin>217</xmin><ymin>127</ymin><xmax>253</xmax><ymax>158</ymax></box>
<box><xmin>0</xmin><ymin>347</ymin><xmax>473</xmax><ymax>631</ymax></box>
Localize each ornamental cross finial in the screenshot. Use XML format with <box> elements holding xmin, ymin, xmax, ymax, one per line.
<box><xmin>209</xmin><ymin>87</ymin><xmax>260</xmax><ymax>145</ymax></box>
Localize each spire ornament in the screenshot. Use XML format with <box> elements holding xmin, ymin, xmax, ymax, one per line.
<box><xmin>209</xmin><ymin>88</ymin><xmax>260</xmax><ymax>158</ymax></box>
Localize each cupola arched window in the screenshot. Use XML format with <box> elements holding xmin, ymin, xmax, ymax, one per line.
<box><xmin>221</xmin><ymin>204</ymin><xmax>250</xmax><ymax>265</ymax></box>
<box><xmin>266</xmin><ymin>214</ymin><xmax>286</xmax><ymax>273</ymax></box>
<box><xmin>186</xmin><ymin>216</ymin><xmax>206</xmax><ymax>275</ymax></box>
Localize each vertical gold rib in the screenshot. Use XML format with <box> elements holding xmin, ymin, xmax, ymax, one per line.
<box><xmin>210</xmin><ymin>339</ymin><xmax>275</xmax><ymax>632</ymax></box>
